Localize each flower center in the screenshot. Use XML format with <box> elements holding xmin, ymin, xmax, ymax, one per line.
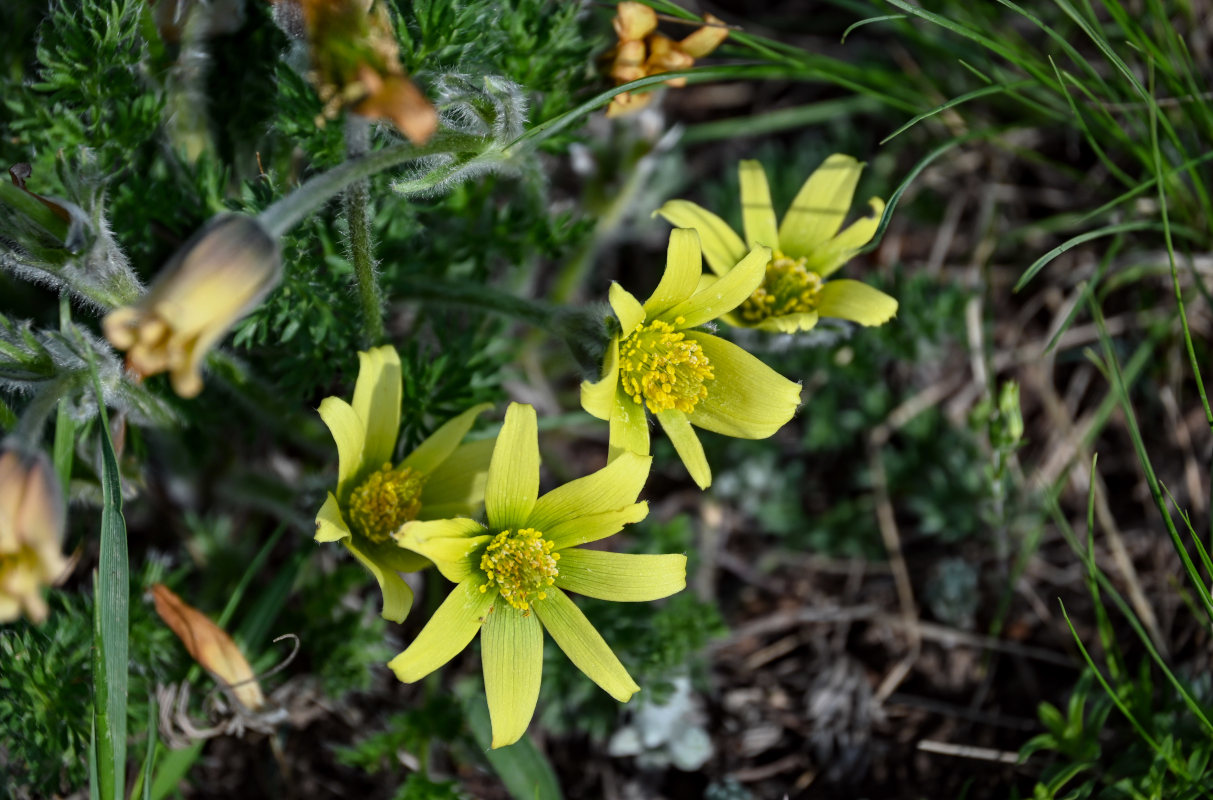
<box><xmin>738</xmin><ymin>252</ymin><xmax>824</xmax><ymax>324</ymax></box>
<box><xmin>347</xmin><ymin>463</ymin><xmax>426</xmax><ymax>543</ymax></box>
<box><xmin>618</xmin><ymin>318</ymin><xmax>714</xmax><ymax>414</ymax></box>
<box><xmin>479</xmin><ymin>527</ymin><xmax>559</xmax><ymax>611</ymax></box>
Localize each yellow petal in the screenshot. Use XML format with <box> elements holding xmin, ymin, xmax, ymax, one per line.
<box><xmin>402</xmin><ymin>402</ymin><xmax>493</xmax><ymax>475</ymax></box>
<box><xmin>679</xmin><ymin>13</ymin><xmax>729</xmax><ymax>58</ymax></box>
<box><xmin>533</xmin><ymin>587</ymin><xmax>638</xmax><ymax>702</ymax></box>
<box><xmin>152</xmin><ymin>584</ymin><xmax>265</xmax><ymax>710</ymax></box>
<box><xmin>528</xmin><ymin>450</ymin><xmax>651</xmax><ymax>530</ymax></box>
<box><xmin>805</xmin><ymin>197</ymin><xmax>885</xmax><ymax>278</ymax></box>
<box><xmin>345</xmin><ymin>537</ymin><xmax>417</xmax><ymax>623</ymax></box>
<box><xmin>545</xmin><ymin>503</ymin><xmax>649</xmax><ymax>550</ymax></box>
<box><xmin>755</xmin><ymin>312</ymin><xmax>820</xmax><ymax>333</ymax></box>
<box><xmin>685</xmin><ymin>332</ymin><xmax>801</xmax><ymax>439</ymax></box>
<box><xmin>485</xmin><ymin>403</ymin><xmax>540</xmax><ymax>531</ymax></box>
<box><xmin>555</xmin><ymin>550</ymin><xmax>687</xmax><ymax>602</ymax></box>
<box><xmin>815</xmin><ymin>279</ymin><xmax>899</xmax><ymax>326</ymax></box>
<box><xmin>394</xmin><ymin>518</ymin><xmax>489</xmax><ymax>583</ymax></box>
<box><xmin>388</xmin><ymin>579</ymin><xmax>494</xmax><ymax>682</ymax></box>
<box><xmin>609</xmin><ymin>386</ymin><xmax>650</xmax><ymax>460</ymax></box>
<box><xmin>778</xmin><ymin>154</ymin><xmax>863</xmax><ymax>258</ymax></box>
<box><xmin>352</xmin><ymin>345</ymin><xmax>402</xmax><ymax>471</ymax></box>
<box><xmin>654</xmin><ymin>200</ymin><xmax>747</xmax><ymax>277</ymax></box>
<box><xmin>608</xmin><ymin>282</ymin><xmax>646</xmax><ymax>333</ymax></box>
<box><xmin>581</xmin><ymin>337</ymin><xmax>619</xmax><ymax>421</ymax></box>
<box><xmin>318</xmin><ymin>396</ymin><xmax>366</xmax><ymax>498</ymax></box>
<box><xmin>738</xmin><ymin>160</ymin><xmax>779</xmax><ymax>250</ymax></box>
<box><xmin>315</xmin><ymin>492</ymin><xmax>351</xmax><ymax>543</ymax></box>
<box><xmin>659</xmin><ymin>245</ymin><xmax>770</xmax><ymax>329</ymax></box>
<box><xmin>657</xmin><ymin>410</ymin><xmax>711</xmax><ymax>489</ymax></box>
<box><xmin>419</xmin><ymin>438</ymin><xmax>495</xmax><ymax>518</ymax></box>
<box><xmin>483</xmin><ymin>604</ymin><xmax>544</xmax><ymax>749</ymax></box>
<box><xmin>613</xmin><ymin>1</ymin><xmax>657</xmax><ymax>40</ymax></box>
<box><xmin>642</xmin><ymin>229</ymin><xmax>702</xmax><ymax>320</ymax></box>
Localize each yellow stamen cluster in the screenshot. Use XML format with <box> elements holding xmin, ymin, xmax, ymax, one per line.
<box><xmin>738</xmin><ymin>252</ymin><xmax>825</xmax><ymax>324</ymax></box>
<box><xmin>619</xmin><ymin>318</ymin><xmax>714</xmax><ymax>414</ymax></box>
<box><xmin>479</xmin><ymin>527</ymin><xmax>560</xmax><ymax>611</ymax></box>
<box><xmin>347</xmin><ymin>463</ymin><xmax>426</xmax><ymax>543</ymax></box>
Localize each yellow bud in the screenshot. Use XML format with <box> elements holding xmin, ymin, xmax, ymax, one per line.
<box><xmin>0</xmin><ymin>448</ymin><xmax>68</xmax><ymax>624</ymax></box>
<box><xmin>103</xmin><ymin>215</ymin><xmax>281</xmax><ymax>398</ymax></box>
<box><xmin>613</xmin><ymin>1</ymin><xmax>658</xmax><ymax>41</ymax></box>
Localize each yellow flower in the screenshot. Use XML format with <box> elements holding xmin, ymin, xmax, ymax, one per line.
<box><xmin>390</xmin><ymin>403</ymin><xmax>685</xmax><ymax>748</ymax></box>
<box><xmin>315</xmin><ymin>345</ymin><xmax>493</xmax><ymax>623</ymax></box>
<box><xmin>656</xmin><ymin>156</ymin><xmax>898</xmax><ymax>333</ymax></box>
<box><xmin>604</xmin><ymin>2</ymin><xmax>729</xmax><ymax>117</ymax></box>
<box><xmin>580</xmin><ymin>229</ymin><xmax>802</xmax><ymax>489</ymax></box>
<box><xmin>103</xmin><ymin>214</ymin><xmax>281</xmax><ymax>398</ymax></box>
<box><xmin>0</xmin><ymin>447</ymin><xmax>68</xmax><ymax>624</ymax></box>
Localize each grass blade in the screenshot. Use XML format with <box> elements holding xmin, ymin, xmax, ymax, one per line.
<box><xmin>89</xmin><ymin>358</ymin><xmax>130</xmax><ymax>800</ymax></box>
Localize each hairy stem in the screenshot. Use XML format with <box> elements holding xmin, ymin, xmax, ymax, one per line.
<box><xmin>344</xmin><ymin>118</ymin><xmax>385</xmax><ymax>346</ymax></box>
<box><xmin>257</xmin><ymin>132</ymin><xmax>484</xmax><ymax>237</ymax></box>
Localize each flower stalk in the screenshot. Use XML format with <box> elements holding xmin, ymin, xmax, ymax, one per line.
<box><xmin>257</xmin><ymin>132</ymin><xmax>486</xmax><ymax>238</ymax></box>
<box><xmin>344</xmin><ymin>117</ymin><xmax>386</xmax><ymax>346</ymax></box>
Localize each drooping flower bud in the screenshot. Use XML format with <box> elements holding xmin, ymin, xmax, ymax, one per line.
<box><xmin>270</xmin><ymin>0</ymin><xmax>438</xmax><ymax>143</ymax></box>
<box><xmin>103</xmin><ymin>214</ymin><xmax>281</xmax><ymax>398</ymax></box>
<box><xmin>0</xmin><ymin>447</ymin><xmax>68</xmax><ymax>624</ymax></box>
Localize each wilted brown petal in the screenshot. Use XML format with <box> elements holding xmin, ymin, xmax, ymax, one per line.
<box><xmin>152</xmin><ymin>583</ymin><xmax>266</xmax><ymax>710</ymax></box>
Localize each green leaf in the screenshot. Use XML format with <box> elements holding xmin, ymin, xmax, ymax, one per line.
<box><xmin>91</xmin><ymin>377</ymin><xmax>129</xmax><ymax>800</ymax></box>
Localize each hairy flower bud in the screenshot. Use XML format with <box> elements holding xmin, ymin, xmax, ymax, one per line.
<box><xmin>0</xmin><ymin>447</ymin><xmax>68</xmax><ymax>624</ymax></box>
<box><xmin>103</xmin><ymin>215</ymin><xmax>281</xmax><ymax>398</ymax></box>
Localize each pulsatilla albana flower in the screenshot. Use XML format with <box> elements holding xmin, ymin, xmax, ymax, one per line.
<box><xmin>390</xmin><ymin>403</ymin><xmax>685</xmax><ymax>748</ymax></box>
<box><xmin>580</xmin><ymin>229</ymin><xmax>802</xmax><ymax>489</ymax></box>
<box><xmin>605</xmin><ymin>1</ymin><xmax>729</xmax><ymax>117</ymax></box>
<box><xmin>316</xmin><ymin>345</ymin><xmax>494</xmax><ymax>623</ymax></box>
<box><xmin>0</xmin><ymin>447</ymin><xmax>68</xmax><ymax>624</ymax></box>
<box><xmin>272</xmin><ymin>0</ymin><xmax>438</xmax><ymax>143</ymax></box>
<box><xmin>103</xmin><ymin>214</ymin><xmax>281</xmax><ymax>398</ymax></box>
<box><xmin>656</xmin><ymin>156</ymin><xmax>898</xmax><ymax>334</ymax></box>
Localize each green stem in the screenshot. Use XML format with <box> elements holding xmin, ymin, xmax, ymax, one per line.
<box><xmin>257</xmin><ymin>132</ymin><xmax>484</xmax><ymax>238</ymax></box>
<box><xmin>344</xmin><ymin>118</ymin><xmax>385</xmax><ymax>346</ymax></box>
<box><xmin>53</xmin><ymin>293</ymin><xmax>76</xmax><ymax>495</ymax></box>
<box><xmin>395</xmin><ymin>277</ymin><xmax>557</xmax><ymax>331</ymax></box>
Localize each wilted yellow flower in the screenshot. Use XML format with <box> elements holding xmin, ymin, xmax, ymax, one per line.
<box><xmin>276</xmin><ymin>0</ymin><xmax>438</xmax><ymax>143</ymax></box>
<box><xmin>152</xmin><ymin>583</ymin><xmax>265</xmax><ymax>710</ymax></box>
<box><xmin>391</xmin><ymin>403</ymin><xmax>685</xmax><ymax>748</ymax></box>
<box><xmin>604</xmin><ymin>2</ymin><xmax>729</xmax><ymax>117</ymax></box>
<box><xmin>581</xmin><ymin>229</ymin><xmax>802</xmax><ymax>489</ymax></box>
<box><xmin>656</xmin><ymin>156</ymin><xmax>897</xmax><ymax>333</ymax></box>
<box><xmin>316</xmin><ymin>345</ymin><xmax>494</xmax><ymax>623</ymax></box>
<box><xmin>0</xmin><ymin>448</ymin><xmax>68</xmax><ymax>624</ymax></box>
<box><xmin>103</xmin><ymin>214</ymin><xmax>281</xmax><ymax>398</ymax></box>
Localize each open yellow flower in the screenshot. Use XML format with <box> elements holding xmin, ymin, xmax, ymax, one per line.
<box><xmin>103</xmin><ymin>214</ymin><xmax>282</xmax><ymax>398</ymax></box>
<box><xmin>315</xmin><ymin>345</ymin><xmax>493</xmax><ymax>623</ymax></box>
<box><xmin>656</xmin><ymin>156</ymin><xmax>897</xmax><ymax>333</ymax></box>
<box><xmin>580</xmin><ymin>229</ymin><xmax>802</xmax><ymax>489</ymax></box>
<box><xmin>390</xmin><ymin>403</ymin><xmax>685</xmax><ymax>749</ymax></box>
<box><xmin>0</xmin><ymin>447</ymin><xmax>68</xmax><ymax>624</ymax></box>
